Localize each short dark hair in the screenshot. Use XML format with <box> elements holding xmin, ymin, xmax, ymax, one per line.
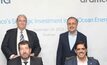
<box><xmin>18</xmin><ymin>40</ymin><xmax>31</xmax><ymax>50</ymax></box>
<box><xmin>75</xmin><ymin>41</ymin><xmax>87</xmax><ymax>50</ymax></box>
<box><xmin>67</xmin><ymin>17</ymin><xmax>78</xmax><ymax>23</ymax></box>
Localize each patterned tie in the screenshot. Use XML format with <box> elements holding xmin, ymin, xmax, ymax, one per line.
<box><xmin>24</xmin><ymin>61</ymin><xmax>28</xmax><ymax>65</ymax></box>
<box><xmin>20</xmin><ymin>31</ymin><xmax>24</xmax><ymax>41</ymax></box>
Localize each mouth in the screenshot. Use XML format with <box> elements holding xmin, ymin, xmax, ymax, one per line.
<box><xmin>22</xmin><ymin>53</ymin><xmax>28</xmax><ymax>56</ymax></box>
<box><xmin>79</xmin><ymin>52</ymin><xmax>84</xmax><ymax>55</ymax></box>
<box><xmin>70</xmin><ymin>27</ymin><xmax>74</xmax><ymax>29</ymax></box>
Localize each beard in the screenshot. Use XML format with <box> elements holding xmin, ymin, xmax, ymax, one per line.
<box><xmin>21</xmin><ymin>53</ymin><xmax>30</xmax><ymax>60</ymax></box>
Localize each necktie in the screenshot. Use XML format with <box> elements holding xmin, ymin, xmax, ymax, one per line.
<box><xmin>24</xmin><ymin>62</ymin><xmax>28</xmax><ymax>65</ymax></box>
<box><xmin>20</xmin><ymin>31</ymin><xmax>24</xmax><ymax>41</ymax></box>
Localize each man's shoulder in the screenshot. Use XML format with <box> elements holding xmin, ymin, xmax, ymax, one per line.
<box><xmin>60</xmin><ymin>31</ymin><xmax>68</xmax><ymax>36</ymax></box>
<box><xmin>6</xmin><ymin>28</ymin><xmax>17</xmax><ymax>34</ymax></box>
<box><xmin>26</xmin><ymin>29</ymin><xmax>36</xmax><ymax>34</ymax></box>
<box><xmin>31</xmin><ymin>56</ymin><xmax>42</xmax><ymax>61</ymax></box>
<box><xmin>7</xmin><ymin>57</ymin><xmax>20</xmax><ymax>64</ymax></box>
<box><xmin>31</xmin><ymin>56</ymin><xmax>43</xmax><ymax>65</ymax></box>
<box><xmin>77</xmin><ymin>31</ymin><xmax>86</xmax><ymax>37</ymax></box>
<box><xmin>7</xmin><ymin>28</ymin><xmax>17</xmax><ymax>32</ymax></box>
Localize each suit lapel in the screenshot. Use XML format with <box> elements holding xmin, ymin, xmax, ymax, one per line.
<box><xmin>26</xmin><ymin>29</ymin><xmax>32</xmax><ymax>43</ymax></box>
<box><xmin>65</xmin><ymin>32</ymin><xmax>71</xmax><ymax>51</ymax></box>
<box><xmin>17</xmin><ymin>57</ymin><xmax>22</xmax><ymax>65</ymax></box>
<box><xmin>13</xmin><ymin>28</ymin><xmax>17</xmax><ymax>54</ymax></box>
<box><xmin>72</xmin><ymin>31</ymin><xmax>79</xmax><ymax>50</ymax></box>
<box><xmin>74</xmin><ymin>57</ymin><xmax>77</xmax><ymax>65</ymax></box>
<box><xmin>75</xmin><ymin>31</ymin><xmax>78</xmax><ymax>43</ymax></box>
<box><xmin>14</xmin><ymin>28</ymin><xmax>17</xmax><ymax>42</ymax></box>
<box><xmin>30</xmin><ymin>57</ymin><xmax>35</xmax><ymax>65</ymax></box>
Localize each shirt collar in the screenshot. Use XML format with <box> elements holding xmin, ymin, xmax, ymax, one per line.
<box><xmin>77</xmin><ymin>56</ymin><xmax>88</xmax><ymax>63</ymax></box>
<box><xmin>69</xmin><ymin>31</ymin><xmax>77</xmax><ymax>36</ymax></box>
<box><xmin>18</xmin><ymin>28</ymin><xmax>26</xmax><ymax>33</ymax></box>
<box><xmin>21</xmin><ymin>57</ymin><xmax>30</xmax><ymax>63</ymax></box>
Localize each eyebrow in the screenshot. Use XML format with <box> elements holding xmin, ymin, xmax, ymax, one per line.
<box><xmin>76</xmin><ymin>48</ymin><xmax>85</xmax><ymax>50</ymax></box>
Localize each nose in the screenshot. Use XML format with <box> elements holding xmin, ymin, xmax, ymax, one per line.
<box><xmin>22</xmin><ymin>49</ymin><xmax>27</xmax><ymax>53</ymax></box>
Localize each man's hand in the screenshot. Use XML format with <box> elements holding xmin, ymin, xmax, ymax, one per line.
<box><xmin>9</xmin><ymin>54</ymin><xmax>19</xmax><ymax>59</ymax></box>
<box><xmin>30</xmin><ymin>53</ymin><xmax>34</xmax><ymax>56</ymax></box>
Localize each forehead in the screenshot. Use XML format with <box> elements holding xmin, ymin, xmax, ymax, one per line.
<box><xmin>17</xmin><ymin>16</ymin><xmax>26</xmax><ymax>20</ymax></box>
<box><xmin>76</xmin><ymin>44</ymin><xmax>85</xmax><ymax>48</ymax></box>
<box><xmin>19</xmin><ymin>44</ymin><xmax>29</xmax><ymax>48</ymax></box>
<box><xmin>67</xmin><ymin>18</ymin><xmax>77</xmax><ymax>23</ymax></box>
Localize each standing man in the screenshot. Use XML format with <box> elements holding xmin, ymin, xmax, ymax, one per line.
<box><xmin>56</xmin><ymin>17</ymin><xmax>87</xmax><ymax>65</ymax></box>
<box><xmin>1</xmin><ymin>14</ymin><xmax>41</xmax><ymax>60</ymax></box>
<box><xmin>7</xmin><ymin>40</ymin><xmax>43</xmax><ymax>65</ymax></box>
<box><xmin>64</xmin><ymin>41</ymin><xmax>100</xmax><ymax>65</ymax></box>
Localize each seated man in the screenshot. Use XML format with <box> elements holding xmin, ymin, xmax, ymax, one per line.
<box><xmin>7</xmin><ymin>40</ymin><xmax>43</xmax><ymax>65</ymax></box>
<box><xmin>64</xmin><ymin>41</ymin><xmax>100</xmax><ymax>65</ymax></box>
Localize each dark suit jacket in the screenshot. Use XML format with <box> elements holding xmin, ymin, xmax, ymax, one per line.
<box><xmin>56</xmin><ymin>31</ymin><xmax>87</xmax><ymax>65</ymax></box>
<box><xmin>64</xmin><ymin>56</ymin><xmax>100</xmax><ymax>65</ymax></box>
<box><xmin>1</xmin><ymin>28</ymin><xmax>41</xmax><ymax>60</ymax></box>
<box><xmin>7</xmin><ymin>56</ymin><xmax>43</xmax><ymax>65</ymax></box>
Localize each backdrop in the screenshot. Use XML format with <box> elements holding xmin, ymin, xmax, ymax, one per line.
<box><xmin>0</xmin><ymin>0</ymin><xmax>107</xmax><ymax>65</ymax></box>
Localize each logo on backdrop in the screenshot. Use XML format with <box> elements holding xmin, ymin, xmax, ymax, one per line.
<box><xmin>0</xmin><ymin>0</ymin><xmax>11</xmax><ymax>4</ymax></box>
<box><xmin>80</xmin><ymin>0</ymin><xmax>107</xmax><ymax>3</ymax></box>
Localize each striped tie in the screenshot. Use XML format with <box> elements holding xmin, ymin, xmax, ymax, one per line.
<box><xmin>20</xmin><ymin>31</ymin><xmax>24</xmax><ymax>41</ymax></box>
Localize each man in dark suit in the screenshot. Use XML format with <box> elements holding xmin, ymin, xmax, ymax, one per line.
<box><xmin>56</xmin><ymin>17</ymin><xmax>87</xmax><ymax>65</ymax></box>
<box><xmin>1</xmin><ymin>14</ymin><xmax>41</xmax><ymax>60</ymax></box>
<box><xmin>64</xmin><ymin>41</ymin><xmax>100</xmax><ymax>65</ymax></box>
<box><xmin>7</xmin><ymin>40</ymin><xmax>43</xmax><ymax>65</ymax></box>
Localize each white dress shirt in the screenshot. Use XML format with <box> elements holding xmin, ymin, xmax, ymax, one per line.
<box><xmin>21</xmin><ymin>57</ymin><xmax>30</xmax><ymax>65</ymax></box>
<box><xmin>77</xmin><ymin>56</ymin><xmax>88</xmax><ymax>65</ymax></box>
<box><xmin>68</xmin><ymin>31</ymin><xmax>77</xmax><ymax>50</ymax></box>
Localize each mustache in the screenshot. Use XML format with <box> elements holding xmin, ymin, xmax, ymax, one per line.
<box><xmin>70</xmin><ymin>27</ymin><xmax>74</xmax><ymax>28</ymax></box>
<box><xmin>22</xmin><ymin>52</ymin><xmax>28</xmax><ymax>55</ymax></box>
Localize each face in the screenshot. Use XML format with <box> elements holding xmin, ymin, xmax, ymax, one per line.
<box><xmin>17</xmin><ymin>15</ymin><xmax>27</xmax><ymax>30</ymax></box>
<box><xmin>75</xmin><ymin>44</ymin><xmax>87</xmax><ymax>59</ymax></box>
<box><xmin>67</xmin><ymin>18</ymin><xmax>78</xmax><ymax>33</ymax></box>
<box><xmin>19</xmin><ymin>44</ymin><xmax>31</xmax><ymax>60</ymax></box>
